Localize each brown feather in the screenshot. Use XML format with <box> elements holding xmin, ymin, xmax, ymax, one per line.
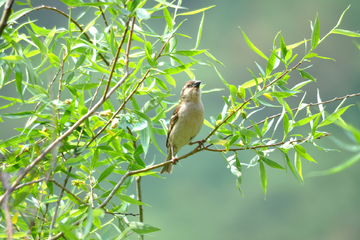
<box><xmin>166</xmin><ymin>104</ymin><xmax>181</xmax><ymax>148</ymax></box>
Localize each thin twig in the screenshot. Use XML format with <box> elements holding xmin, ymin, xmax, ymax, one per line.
<box><xmin>48</xmin><ymin>167</ymin><xmax>72</xmax><ymax>239</ymax></box>
<box><xmin>125</xmin><ymin>17</ymin><xmax>136</xmax><ymax>75</ymax></box>
<box><xmin>97</xmin><ymin>0</ymin><xmax>108</xmax><ymax>27</ymax></box>
<box><xmin>205</xmin><ymin>133</ymin><xmax>331</xmax><ymax>152</ymax></box>
<box><xmin>0</xmin><ymin>0</ymin><xmax>14</xmax><ymax>36</ymax></box>
<box><xmin>51</xmin><ymin>177</ymin><xmax>87</xmax><ymax>206</ymax></box>
<box><xmin>89</xmin><ymin>174</ymin><xmax>95</xmax><ymax>208</ymax></box>
<box><xmin>0</xmin><ymin>172</ymin><xmax>13</xmax><ymax>239</ymax></box>
<box><xmin>102</xmin><ymin>17</ymin><xmax>132</xmax><ymax>100</ymax></box>
<box><xmin>16</xmin><ymin>5</ymin><xmax>109</xmax><ymax>66</ymax></box>
<box><xmin>57</xmin><ymin>50</ymin><xmax>66</xmax><ymax>101</ymax></box>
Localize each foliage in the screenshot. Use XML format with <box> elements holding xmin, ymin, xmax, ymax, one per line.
<box><xmin>0</xmin><ymin>0</ymin><xmax>359</xmax><ymax>239</ymax></box>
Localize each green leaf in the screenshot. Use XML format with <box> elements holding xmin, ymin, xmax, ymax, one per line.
<box><xmin>90</xmin><ymin>148</ymin><xmax>100</xmax><ymax>171</ymax></box>
<box><xmin>280</xmin><ymin>34</ymin><xmax>287</xmax><ymax>59</ymax></box>
<box><xmin>318</xmin><ymin>105</ymin><xmax>351</xmax><ymax>127</ymax></box>
<box><xmin>65</xmin><ymin>192</ymin><xmax>82</xmax><ymax>205</ymax></box>
<box><xmin>331</xmin><ymin>29</ymin><xmax>360</xmax><ymax>38</ymax></box>
<box><xmin>195</xmin><ymin>12</ymin><xmax>205</xmax><ymax>49</ymax></box>
<box><xmin>174</xmin><ymin>49</ymin><xmax>206</xmax><ymax>56</ymax></box>
<box><xmin>311</xmin><ymin>13</ymin><xmax>320</xmax><ymax>50</ymax></box>
<box><xmin>8</xmin><ymin>8</ymin><xmax>32</xmax><ymax>22</ymax></box>
<box><xmin>163</xmin><ymin>61</ymin><xmax>196</xmax><ymax>75</ymax></box>
<box><xmin>283</xmin><ymin>113</ymin><xmax>289</xmax><ymax>136</ymax></box>
<box><xmin>0</xmin><ymin>55</ymin><xmax>22</xmax><ymax>63</ymax></box>
<box><xmin>266</xmin><ymin>49</ymin><xmax>276</xmax><ymax>76</ymax></box>
<box><xmin>294</xmin><ymin>145</ymin><xmax>316</xmax><ymax>163</ymax></box>
<box><xmin>291</xmin><ymin>114</ymin><xmax>318</xmax><ymax>127</ymax></box>
<box><xmin>295</xmin><ymin>152</ymin><xmax>303</xmax><ymax>181</ymax></box>
<box><xmin>177</xmin><ymin>5</ymin><xmax>215</xmax><ymax>15</ymax></box>
<box><xmin>118</xmin><ymin>194</ymin><xmax>149</xmax><ymax>206</ymax></box>
<box><xmin>163</xmin><ymin>7</ymin><xmax>173</xmax><ymax>31</ymax></box>
<box><xmin>283</xmin><ymin>152</ymin><xmax>302</xmax><ymax>183</ymax></box>
<box><xmin>155</xmin><ymin>0</ymin><xmax>186</xmax><ymax>9</ymax></box>
<box><xmin>48</xmin><ymin>53</ymin><xmax>60</xmax><ymax>67</ymax></box>
<box><xmin>239</xmin><ymin>27</ymin><xmax>268</xmax><ymax>61</ymax></box>
<box><xmin>298</xmin><ymin>70</ymin><xmax>316</xmax><ymax>81</ymax></box>
<box><xmin>308</xmin><ymin>152</ymin><xmax>360</xmax><ymax>177</ymax></box>
<box><xmin>0</xmin><ymin>111</ymin><xmax>35</xmax><ymax>119</ymax></box>
<box><xmin>129</xmin><ymin>221</ymin><xmax>161</xmax><ymax>234</ymax></box>
<box><xmin>26</xmin><ymin>27</ymin><xmax>48</xmax><ymax>55</ymax></box>
<box><xmin>259</xmin><ymin>161</ymin><xmax>267</xmax><ymax>196</ymax></box>
<box><xmin>15</xmin><ymin>64</ymin><xmax>23</xmax><ymax>102</ymax></box>
<box><xmin>136</xmin><ymin>8</ymin><xmax>151</xmax><ymax>20</ymax></box>
<box><xmin>260</xmin><ymin>157</ymin><xmax>285</xmax><ymax>169</ymax></box>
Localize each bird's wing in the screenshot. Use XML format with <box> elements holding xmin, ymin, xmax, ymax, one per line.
<box><xmin>166</xmin><ymin>104</ymin><xmax>181</xmax><ymax>148</ymax></box>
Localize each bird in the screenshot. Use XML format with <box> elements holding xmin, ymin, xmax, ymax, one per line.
<box><xmin>160</xmin><ymin>80</ymin><xmax>205</xmax><ymax>174</ymax></box>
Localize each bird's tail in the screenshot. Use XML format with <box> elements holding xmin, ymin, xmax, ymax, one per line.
<box><xmin>160</xmin><ymin>148</ymin><xmax>173</xmax><ymax>174</ymax></box>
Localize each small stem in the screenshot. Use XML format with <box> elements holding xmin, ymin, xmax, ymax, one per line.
<box><xmin>136</xmin><ymin>177</ymin><xmax>144</xmax><ymax>240</ymax></box>
<box><xmin>48</xmin><ymin>167</ymin><xmax>73</xmax><ymax>239</ymax></box>
<box><xmin>97</xmin><ymin>0</ymin><xmax>108</xmax><ymax>27</ymax></box>
<box><xmin>125</xmin><ymin>17</ymin><xmax>136</xmax><ymax>74</ymax></box>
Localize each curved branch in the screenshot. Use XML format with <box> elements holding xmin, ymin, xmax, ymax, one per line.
<box><xmin>205</xmin><ymin>133</ymin><xmax>331</xmax><ymax>152</ymax></box>
<box><xmin>17</xmin><ymin>5</ymin><xmax>109</xmax><ymax>66</ymax></box>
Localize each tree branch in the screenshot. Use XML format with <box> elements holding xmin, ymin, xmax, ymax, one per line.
<box><xmin>0</xmin><ymin>0</ymin><xmax>14</xmax><ymax>37</ymax></box>
<box><xmin>17</xmin><ymin>5</ymin><xmax>109</xmax><ymax>66</ymax></box>
<box><xmin>203</xmin><ymin>61</ymin><xmax>303</xmax><ymax>142</ymax></box>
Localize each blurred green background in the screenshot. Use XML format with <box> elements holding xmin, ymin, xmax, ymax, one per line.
<box><xmin>1</xmin><ymin>0</ymin><xmax>360</xmax><ymax>239</ymax></box>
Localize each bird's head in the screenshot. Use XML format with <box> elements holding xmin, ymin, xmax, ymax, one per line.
<box><xmin>180</xmin><ymin>80</ymin><xmax>202</xmax><ymax>103</ymax></box>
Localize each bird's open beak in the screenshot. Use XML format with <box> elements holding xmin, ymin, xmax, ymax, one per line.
<box><xmin>194</xmin><ymin>81</ymin><xmax>201</xmax><ymax>88</ymax></box>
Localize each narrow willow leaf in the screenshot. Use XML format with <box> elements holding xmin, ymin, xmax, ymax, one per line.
<box><xmin>163</xmin><ymin>7</ymin><xmax>173</xmax><ymax>31</ymax></box>
<box><xmin>195</xmin><ymin>12</ymin><xmax>205</xmax><ymax>49</ymax></box>
<box><xmin>283</xmin><ymin>113</ymin><xmax>289</xmax><ymax>136</ymax></box>
<box><xmin>331</xmin><ymin>29</ymin><xmax>360</xmax><ymax>38</ymax></box>
<box><xmin>239</xmin><ymin>27</ymin><xmax>268</xmax><ymax>61</ymax></box>
<box><xmin>298</xmin><ymin>70</ymin><xmax>316</xmax><ymax>81</ymax></box>
<box><xmin>90</xmin><ymin>148</ymin><xmax>100</xmax><ymax>171</ymax></box>
<box><xmin>283</xmin><ymin>152</ymin><xmax>302</xmax><ymax>183</ymax></box>
<box><xmin>266</xmin><ymin>49</ymin><xmax>276</xmax><ymax>76</ymax></box>
<box><xmin>280</xmin><ymin>34</ymin><xmax>287</xmax><ymax>60</ymax></box>
<box><xmin>259</xmin><ymin>161</ymin><xmax>267</xmax><ymax>196</ymax></box>
<box><xmin>291</xmin><ymin>114</ymin><xmax>318</xmax><ymax>127</ymax></box>
<box><xmin>295</xmin><ymin>152</ymin><xmax>303</xmax><ymax>181</ymax></box>
<box><xmin>318</xmin><ymin>105</ymin><xmax>352</xmax><ymax>127</ymax></box>
<box><xmin>129</xmin><ymin>221</ymin><xmax>161</xmax><ymax>234</ymax></box>
<box><xmin>0</xmin><ymin>111</ymin><xmax>35</xmax><ymax>119</ymax></box>
<box><xmin>15</xmin><ymin>64</ymin><xmax>24</xmax><ymax>102</ymax></box>
<box><xmin>311</xmin><ymin>13</ymin><xmax>320</xmax><ymax>50</ymax></box>
<box><xmin>174</xmin><ymin>49</ymin><xmax>206</xmax><ymax>56</ymax></box>
<box><xmin>294</xmin><ymin>145</ymin><xmax>316</xmax><ymax>163</ymax></box>
<box><xmin>308</xmin><ymin>152</ymin><xmax>360</xmax><ymax>177</ymax></box>
<box><xmin>118</xmin><ymin>194</ymin><xmax>149</xmax><ymax>206</ymax></box>
<box><xmin>177</xmin><ymin>5</ymin><xmax>215</xmax><ymax>15</ymax></box>
<box><xmin>155</xmin><ymin>0</ymin><xmax>186</xmax><ymax>9</ymax></box>
<box><xmin>260</xmin><ymin>156</ymin><xmax>285</xmax><ymax>169</ymax></box>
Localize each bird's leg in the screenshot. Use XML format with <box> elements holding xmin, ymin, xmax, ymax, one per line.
<box><xmin>170</xmin><ymin>145</ymin><xmax>179</xmax><ymax>165</ymax></box>
<box><xmin>189</xmin><ymin>139</ymin><xmax>206</xmax><ymax>149</ymax></box>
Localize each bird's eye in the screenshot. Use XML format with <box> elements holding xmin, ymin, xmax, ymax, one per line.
<box><xmin>187</xmin><ymin>84</ymin><xmax>191</xmax><ymax>87</ymax></box>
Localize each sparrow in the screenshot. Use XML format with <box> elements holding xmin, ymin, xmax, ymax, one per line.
<box><xmin>160</xmin><ymin>80</ymin><xmax>205</xmax><ymax>174</ymax></box>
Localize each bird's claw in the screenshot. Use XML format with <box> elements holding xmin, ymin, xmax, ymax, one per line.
<box><xmin>171</xmin><ymin>157</ymin><xmax>179</xmax><ymax>165</ymax></box>
<box><xmin>190</xmin><ymin>139</ymin><xmax>206</xmax><ymax>149</ymax></box>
